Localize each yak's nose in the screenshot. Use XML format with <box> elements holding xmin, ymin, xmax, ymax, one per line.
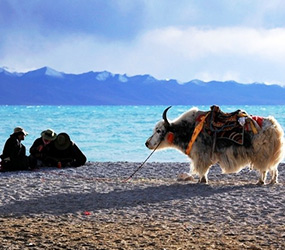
<box><xmin>145</xmin><ymin>141</ymin><xmax>149</xmax><ymax>147</ymax></box>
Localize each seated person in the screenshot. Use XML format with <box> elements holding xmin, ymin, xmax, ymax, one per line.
<box><xmin>1</xmin><ymin>127</ymin><xmax>31</xmax><ymax>171</ymax></box>
<box><xmin>49</xmin><ymin>132</ymin><xmax>87</xmax><ymax>167</ymax></box>
<box><xmin>29</xmin><ymin>129</ymin><xmax>57</xmax><ymax>167</ymax></box>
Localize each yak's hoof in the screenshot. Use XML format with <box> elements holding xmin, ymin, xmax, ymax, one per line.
<box><xmin>198</xmin><ymin>176</ymin><xmax>208</xmax><ymax>184</ymax></box>
<box><xmin>269</xmin><ymin>179</ymin><xmax>278</xmax><ymax>185</ymax></box>
<box><xmin>256</xmin><ymin>180</ymin><xmax>265</xmax><ymax>185</ymax></box>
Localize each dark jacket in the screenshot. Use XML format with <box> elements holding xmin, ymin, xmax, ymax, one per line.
<box><xmin>48</xmin><ymin>142</ymin><xmax>87</xmax><ymax>167</ymax></box>
<box><xmin>30</xmin><ymin>137</ymin><xmax>55</xmax><ymax>161</ymax></box>
<box><xmin>1</xmin><ymin>134</ymin><xmax>29</xmax><ymax>171</ymax></box>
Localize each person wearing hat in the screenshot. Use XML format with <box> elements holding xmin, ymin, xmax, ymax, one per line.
<box><xmin>48</xmin><ymin>132</ymin><xmax>86</xmax><ymax>167</ymax></box>
<box><xmin>29</xmin><ymin>128</ymin><xmax>57</xmax><ymax>167</ymax></box>
<box><xmin>0</xmin><ymin>127</ymin><xmax>31</xmax><ymax>171</ymax></box>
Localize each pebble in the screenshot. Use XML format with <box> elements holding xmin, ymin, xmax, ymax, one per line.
<box><xmin>0</xmin><ymin>161</ymin><xmax>284</xmax><ymax>249</ymax></box>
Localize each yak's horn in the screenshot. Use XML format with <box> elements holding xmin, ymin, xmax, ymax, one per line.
<box><xmin>162</xmin><ymin>106</ymin><xmax>172</xmax><ymax>127</ymax></box>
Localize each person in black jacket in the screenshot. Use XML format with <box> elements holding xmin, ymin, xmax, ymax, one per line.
<box><xmin>29</xmin><ymin>128</ymin><xmax>57</xmax><ymax>167</ymax></box>
<box><xmin>0</xmin><ymin>127</ymin><xmax>31</xmax><ymax>171</ymax></box>
<box><xmin>49</xmin><ymin>132</ymin><xmax>87</xmax><ymax>167</ymax></box>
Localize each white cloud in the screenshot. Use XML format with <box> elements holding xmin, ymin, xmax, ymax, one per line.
<box><xmin>129</xmin><ymin>26</ymin><xmax>285</xmax><ymax>84</ymax></box>
<box><xmin>2</xmin><ymin>26</ymin><xmax>285</xmax><ymax>86</ymax></box>
<box><xmin>141</xmin><ymin>26</ymin><xmax>285</xmax><ymax>61</ymax></box>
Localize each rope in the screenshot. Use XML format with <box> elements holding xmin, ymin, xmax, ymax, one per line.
<box><xmin>123</xmin><ymin>140</ymin><xmax>162</xmax><ymax>182</ymax></box>
<box><xmin>33</xmin><ymin>141</ymin><xmax>162</xmax><ymax>184</ymax></box>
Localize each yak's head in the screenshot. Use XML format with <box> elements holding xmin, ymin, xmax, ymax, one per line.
<box><xmin>145</xmin><ymin>106</ymin><xmax>173</xmax><ymax>150</ymax></box>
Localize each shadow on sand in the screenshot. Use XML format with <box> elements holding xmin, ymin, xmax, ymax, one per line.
<box><xmin>0</xmin><ymin>181</ymin><xmax>262</xmax><ymax>217</ymax></box>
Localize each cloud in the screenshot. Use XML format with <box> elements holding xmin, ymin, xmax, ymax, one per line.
<box><xmin>0</xmin><ymin>0</ymin><xmax>145</xmax><ymax>41</ymax></box>
<box><xmin>2</xmin><ymin>25</ymin><xmax>285</xmax><ymax>86</ymax></box>
<box><xmin>117</xmin><ymin>26</ymin><xmax>285</xmax><ymax>84</ymax></box>
<box><xmin>141</xmin><ymin>26</ymin><xmax>285</xmax><ymax>60</ymax></box>
<box><xmin>2</xmin><ymin>0</ymin><xmax>285</xmax><ymax>85</ymax></box>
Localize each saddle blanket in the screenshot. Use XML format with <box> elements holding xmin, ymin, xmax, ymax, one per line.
<box><xmin>196</xmin><ymin>106</ymin><xmax>263</xmax><ymax>145</ymax></box>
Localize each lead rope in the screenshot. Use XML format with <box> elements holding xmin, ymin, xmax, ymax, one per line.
<box><xmin>123</xmin><ymin>140</ymin><xmax>162</xmax><ymax>182</ymax></box>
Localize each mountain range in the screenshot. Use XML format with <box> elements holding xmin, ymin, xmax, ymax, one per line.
<box><xmin>0</xmin><ymin>66</ymin><xmax>284</xmax><ymax>105</ymax></box>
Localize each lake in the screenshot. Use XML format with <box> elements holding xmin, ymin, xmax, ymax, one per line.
<box><xmin>0</xmin><ymin>105</ymin><xmax>284</xmax><ymax>162</ymax></box>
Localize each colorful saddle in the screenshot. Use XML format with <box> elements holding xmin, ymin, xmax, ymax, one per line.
<box><xmin>186</xmin><ymin>105</ymin><xmax>263</xmax><ymax>155</ymax></box>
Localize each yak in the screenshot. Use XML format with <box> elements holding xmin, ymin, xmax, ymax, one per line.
<box><xmin>145</xmin><ymin>106</ymin><xmax>284</xmax><ymax>184</ymax></box>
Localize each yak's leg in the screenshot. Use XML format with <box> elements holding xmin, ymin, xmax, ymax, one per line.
<box><xmin>191</xmin><ymin>155</ymin><xmax>212</xmax><ymax>184</ymax></box>
<box><xmin>269</xmin><ymin>168</ymin><xmax>278</xmax><ymax>184</ymax></box>
<box><xmin>197</xmin><ymin>167</ymin><xmax>210</xmax><ymax>184</ymax></box>
<box><xmin>256</xmin><ymin>170</ymin><xmax>268</xmax><ymax>185</ymax></box>
<box><xmin>199</xmin><ymin>175</ymin><xmax>208</xmax><ymax>184</ymax></box>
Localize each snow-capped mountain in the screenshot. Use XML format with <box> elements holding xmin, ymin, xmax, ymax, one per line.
<box><xmin>0</xmin><ymin>66</ymin><xmax>284</xmax><ymax>105</ymax></box>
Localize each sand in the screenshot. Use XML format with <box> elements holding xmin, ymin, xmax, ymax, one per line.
<box><xmin>0</xmin><ymin>161</ymin><xmax>284</xmax><ymax>249</ymax></box>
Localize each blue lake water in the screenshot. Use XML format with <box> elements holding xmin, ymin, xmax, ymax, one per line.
<box><xmin>0</xmin><ymin>105</ymin><xmax>284</xmax><ymax>162</ymax></box>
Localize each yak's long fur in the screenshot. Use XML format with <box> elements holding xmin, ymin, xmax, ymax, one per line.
<box><xmin>145</xmin><ymin>107</ymin><xmax>285</xmax><ymax>184</ymax></box>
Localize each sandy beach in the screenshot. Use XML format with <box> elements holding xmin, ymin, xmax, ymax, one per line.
<box><xmin>0</xmin><ymin>161</ymin><xmax>284</xmax><ymax>249</ymax></box>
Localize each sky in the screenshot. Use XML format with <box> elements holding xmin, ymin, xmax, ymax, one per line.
<box><xmin>1</xmin><ymin>0</ymin><xmax>285</xmax><ymax>86</ymax></box>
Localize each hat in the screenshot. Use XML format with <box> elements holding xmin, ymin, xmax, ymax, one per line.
<box><xmin>13</xmin><ymin>127</ymin><xmax>28</xmax><ymax>135</ymax></box>
<box><xmin>41</xmin><ymin>129</ymin><xmax>57</xmax><ymax>141</ymax></box>
<box><xmin>54</xmin><ymin>133</ymin><xmax>71</xmax><ymax>150</ymax></box>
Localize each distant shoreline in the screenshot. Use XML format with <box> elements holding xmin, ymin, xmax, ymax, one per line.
<box><xmin>1</xmin><ymin>67</ymin><xmax>285</xmax><ymax>105</ymax></box>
